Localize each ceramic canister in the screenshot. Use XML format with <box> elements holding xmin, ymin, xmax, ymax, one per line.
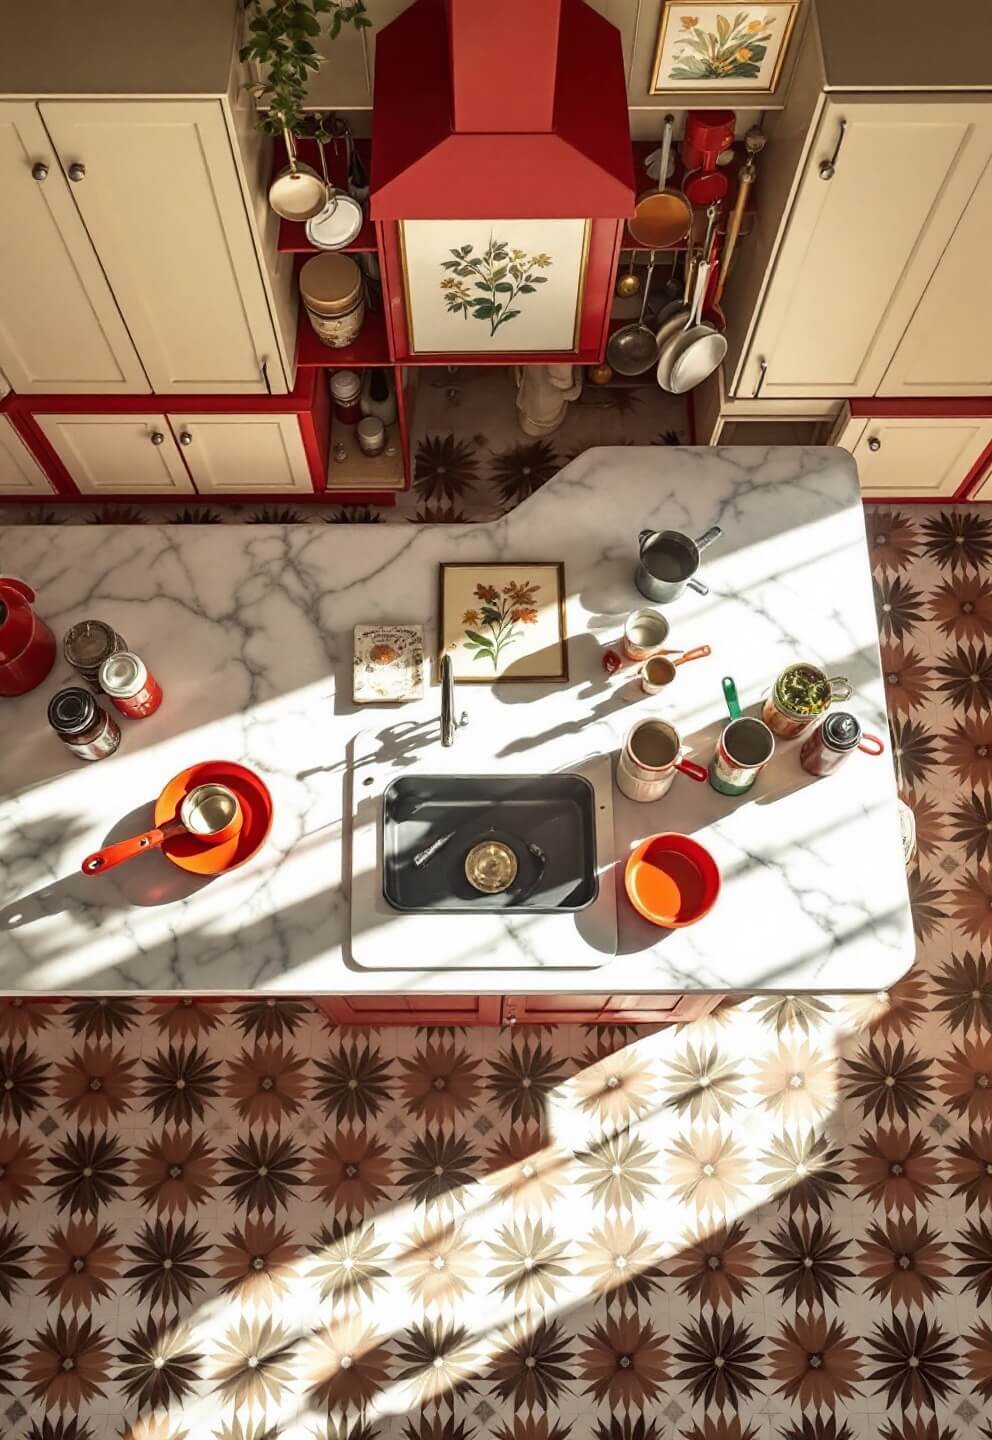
<box><xmin>300</xmin><ymin>253</ymin><xmax>365</xmax><ymax>349</ymax></box>
<box><xmin>708</xmin><ymin>715</ymin><xmax>776</xmax><ymax>795</ymax></box>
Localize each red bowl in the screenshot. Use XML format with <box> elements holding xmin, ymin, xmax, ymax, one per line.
<box><xmin>625</xmin><ymin>832</ymin><xmax>721</xmax><ymax>928</ymax></box>
<box><xmin>155</xmin><ymin>761</ymin><xmax>273</xmax><ymax>875</ymax></box>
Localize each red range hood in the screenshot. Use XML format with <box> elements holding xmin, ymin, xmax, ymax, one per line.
<box><xmin>370</xmin><ymin>0</ymin><xmax>635</xmax><ymax>220</ymax></box>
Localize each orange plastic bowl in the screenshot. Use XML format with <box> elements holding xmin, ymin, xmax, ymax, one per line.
<box><xmin>155</xmin><ymin>761</ymin><xmax>273</xmax><ymax>876</ymax></box>
<box><xmin>625</xmin><ymin>832</ymin><xmax>721</xmax><ymax>928</ymax></box>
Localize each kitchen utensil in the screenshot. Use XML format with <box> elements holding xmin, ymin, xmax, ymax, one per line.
<box><xmin>616</xmin><ymin>719</ymin><xmax>708</xmax><ymax>802</ymax></box>
<box><xmin>606</xmin><ymin>252</ymin><xmax>659</xmax><ymax>376</ymax></box>
<box><xmin>655</xmin><ymin>260</ymin><xmax>709</xmax><ymax>391</ymax></box>
<box><xmin>268</xmin><ymin>128</ymin><xmax>326</xmax><ymax>221</ymax></box>
<box><xmin>306</xmin><ymin>133</ymin><xmax>364</xmax><ymax>250</ymax></box>
<box><xmin>683</xmin><ymin>168</ymin><xmax>730</xmax><ymax>207</ymax></box>
<box><xmin>762</xmin><ymin>662</ymin><xmax>853</xmax><ymax>739</ymax></box>
<box><xmin>0</xmin><ymin>577</ymin><xmax>56</xmax><ymax>696</ymax></box>
<box><xmin>799</xmin><ymin>711</ymin><xmax>885</xmax><ymax>778</ymax></box>
<box><xmin>156</xmin><ymin>762</ymin><xmax>271</xmax><ymax>876</ymax></box>
<box><xmin>640</xmin><ymin>644</ymin><xmax>712</xmax><ymax>694</ymax></box>
<box><xmin>652</xmin><ymin>241</ymin><xmax>700</xmax><ymax>349</ymax></box>
<box><xmin>625</xmin><ymin>832</ymin><xmax>720</xmax><ymax>928</ymax></box>
<box><xmin>628</xmin><ymin>115</ymin><xmax>692</xmax><ymax>249</ymax></box>
<box><xmin>616</xmin><ymin>253</ymin><xmax>641</xmax><ymax>298</ymax></box>
<box><xmin>81</xmin><ymin>783</ymin><xmax>243</xmax><ymax>874</ymax></box>
<box><xmin>715</xmin><ymin>127</ymin><xmax>765</xmax><ymax>304</ymax></box>
<box><xmin>635</xmin><ymin>524</ymin><xmax>722</xmax><ymax>603</ymax></box>
<box><xmin>682</xmin><ymin>110</ymin><xmax>736</xmax><ymax>173</ymax></box>
<box><xmin>709</xmin><ymin>675</ymin><xmax>776</xmax><ymax>795</ymax></box>
<box><xmin>667</xmin><ymin>293</ymin><xmax>728</xmax><ymax>394</ymax></box>
<box><xmin>622</xmin><ymin>607</ymin><xmax>671</xmax><ymax>663</ymax></box>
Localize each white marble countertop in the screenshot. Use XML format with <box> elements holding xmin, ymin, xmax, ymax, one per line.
<box><xmin>0</xmin><ymin>446</ymin><xmax>914</xmax><ymax>995</ymax></box>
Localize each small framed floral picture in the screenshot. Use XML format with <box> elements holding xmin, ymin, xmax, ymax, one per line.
<box><xmin>439</xmin><ymin>563</ymin><xmax>568</xmax><ymax>683</ymax></box>
<box><xmin>651</xmin><ymin>2</ymin><xmax>799</xmax><ymax>93</ymax></box>
<box><xmin>400</xmin><ymin>220</ymin><xmax>589</xmax><ymax>354</ymax></box>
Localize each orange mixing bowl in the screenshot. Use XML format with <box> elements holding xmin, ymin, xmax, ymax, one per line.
<box><xmin>155</xmin><ymin>761</ymin><xmax>272</xmax><ymax>875</ymax></box>
<box><xmin>625</xmin><ymin>832</ymin><xmax>720</xmax><ymax>928</ymax></box>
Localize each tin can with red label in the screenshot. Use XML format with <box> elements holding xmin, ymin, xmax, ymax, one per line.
<box><xmin>98</xmin><ymin>651</ymin><xmax>163</xmax><ymax>719</ymax></box>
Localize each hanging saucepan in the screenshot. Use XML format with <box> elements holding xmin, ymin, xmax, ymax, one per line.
<box><xmin>607</xmin><ymin>251</ymin><xmax>659</xmax><ymax>376</ymax></box>
<box><xmin>306</xmin><ymin>132</ymin><xmax>364</xmax><ymax>250</ymax></box>
<box><xmin>628</xmin><ymin>115</ymin><xmax>692</xmax><ymax>250</ymax></box>
<box><xmin>268</xmin><ymin>128</ymin><xmax>327</xmax><ymax>222</ymax></box>
<box><xmin>656</xmin><ymin>259</ymin><xmax>709</xmax><ymax>391</ymax></box>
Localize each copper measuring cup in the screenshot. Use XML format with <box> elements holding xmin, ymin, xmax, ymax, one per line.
<box><xmin>640</xmin><ymin>645</ymin><xmax>711</xmax><ymax>694</ymax></box>
<box><xmin>81</xmin><ymin>784</ymin><xmax>243</xmax><ymax>875</ymax></box>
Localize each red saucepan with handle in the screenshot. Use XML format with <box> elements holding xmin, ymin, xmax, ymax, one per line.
<box><xmin>82</xmin><ymin>783</ymin><xmax>243</xmax><ymax>875</ymax></box>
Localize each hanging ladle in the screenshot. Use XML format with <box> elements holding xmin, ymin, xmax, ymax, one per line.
<box><xmin>81</xmin><ymin>784</ymin><xmax>243</xmax><ymax>875</ymax></box>
<box><xmin>606</xmin><ymin>250</ymin><xmax>659</xmax><ymax>376</ymax></box>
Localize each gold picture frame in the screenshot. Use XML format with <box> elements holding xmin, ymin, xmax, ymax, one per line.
<box><xmin>438</xmin><ymin>563</ymin><xmax>569</xmax><ymax>684</ymax></box>
<box><xmin>399</xmin><ymin>221</ymin><xmax>590</xmax><ymax>355</ymax></box>
<box><xmin>650</xmin><ymin>1</ymin><xmax>799</xmax><ymax>95</ymax></box>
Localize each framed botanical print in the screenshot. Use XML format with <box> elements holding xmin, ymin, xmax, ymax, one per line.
<box><xmin>400</xmin><ymin>220</ymin><xmax>589</xmax><ymax>355</ymax></box>
<box><xmin>439</xmin><ymin>563</ymin><xmax>568</xmax><ymax>683</ymax></box>
<box><xmin>651</xmin><ymin>2</ymin><xmax>799</xmax><ymax>94</ymax></box>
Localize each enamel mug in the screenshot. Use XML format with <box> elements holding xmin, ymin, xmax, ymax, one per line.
<box><xmin>708</xmin><ymin>674</ymin><xmax>776</xmax><ymax>795</ymax></box>
<box><xmin>622</xmin><ymin>607</ymin><xmax>671</xmax><ymax>663</ymax></box>
<box><xmin>617</xmin><ymin>718</ymin><xmax>709</xmax><ymax>802</ymax></box>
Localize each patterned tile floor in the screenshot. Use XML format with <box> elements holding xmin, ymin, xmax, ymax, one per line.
<box><xmin>0</xmin><ymin>504</ymin><xmax>991</xmax><ymax>1440</ymax></box>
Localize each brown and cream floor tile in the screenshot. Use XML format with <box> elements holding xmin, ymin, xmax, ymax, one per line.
<box><xmin>1</xmin><ymin>503</ymin><xmax>992</xmax><ymax>1440</ymax></box>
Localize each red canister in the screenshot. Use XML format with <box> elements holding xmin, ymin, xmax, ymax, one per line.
<box><xmin>98</xmin><ymin>651</ymin><xmax>163</xmax><ymax>719</ymax></box>
<box><xmin>0</xmin><ymin>577</ymin><xmax>57</xmax><ymax>696</ymax></box>
<box><xmin>682</xmin><ymin>110</ymin><xmax>737</xmax><ymax>171</ymax></box>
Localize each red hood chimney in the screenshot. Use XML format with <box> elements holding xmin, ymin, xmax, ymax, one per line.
<box><xmin>446</xmin><ymin>0</ymin><xmax>560</xmax><ymax>133</ymax></box>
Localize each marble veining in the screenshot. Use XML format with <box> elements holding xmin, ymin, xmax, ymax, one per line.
<box><xmin>0</xmin><ymin>447</ymin><xmax>914</xmax><ymax>994</ymax></box>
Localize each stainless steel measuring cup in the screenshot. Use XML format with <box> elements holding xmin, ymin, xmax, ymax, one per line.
<box><xmin>635</xmin><ymin>524</ymin><xmax>722</xmax><ymax>603</ymax></box>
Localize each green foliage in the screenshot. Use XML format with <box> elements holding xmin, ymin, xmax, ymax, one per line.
<box><xmin>241</xmin><ymin>0</ymin><xmax>371</xmax><ymax>136</ymax></box>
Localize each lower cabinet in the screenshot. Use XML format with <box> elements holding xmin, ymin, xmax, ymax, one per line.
<box><xmin>318</xmin><ymin>993</ymin><xmax>722</xmax><ymax>1026</ymax></box>
<box><xmin>31</xmin><ymin>409</ymin><xmax>315</xmax><ymax>496</ymax></box>
<box><xmin>35</xmin><ymin>412</ymin><xmax>194</xmax><ymax>494</ymax></box>
<box><xmin>832</xmin><ymin>408</ymin><xmax>992</xmax><ymax>499</ymax></box>
<box><xmin>0</xmin><ymin>414</ymin><xmax>53</xmax><ymax>494</ymax></box>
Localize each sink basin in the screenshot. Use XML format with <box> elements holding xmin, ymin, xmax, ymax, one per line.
<box><xmin>382</xmin><ymin>773</ymin><xmax>599</xmax><ymax>914</ymax></box>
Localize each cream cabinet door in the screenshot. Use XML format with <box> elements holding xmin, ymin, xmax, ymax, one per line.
<box><xmin>0</xmin><ymin>417</ymin><xmax>54</xmax><ymax>495</ymax></box>
<box><xmin>737</xmin><ymin>97</ymin><xmax>992</xmax><ymax>400</ymax></box>
<box><xmin>40</xmin><ymin>100</ymin><xmax>282</xmax><ymax>395</ymax></box>
<box><xmin>35</xmin><ymin>414</ymin><xmax>194</xmax><ymax>495</ymax></box>
<box><xmin>0</xmin><ymin>103</ymin><xmax>148</xmax><ymax>395</ymax></box>
<box><xmin>167</xmin><ymin>414</ymin><xmax>312</xmax><ymax>494</ymax></box>
<box><xmin>833</xmin><ymin>412</ymin><xmax>992</xmax><ymax>498</ymax></box>
<box><xmin>880</xmin><ymin>150</ymin><xmax>992</xmax><ymax>395</ymax></box>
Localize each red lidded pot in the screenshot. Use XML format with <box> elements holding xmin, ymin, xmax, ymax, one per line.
<box><xmin>0</xmin><ymin>577</ymin><xmax>57</xmax><ymax>697</ymax></box>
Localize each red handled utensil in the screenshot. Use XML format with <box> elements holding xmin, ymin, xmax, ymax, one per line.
<box><xmin>82</xmin><ymin>782</ymin><xmax>243</xmax><ymax>875</ymax></box>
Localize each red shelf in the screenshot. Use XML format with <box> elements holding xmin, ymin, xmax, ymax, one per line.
<box><xmin>272</xmin><ymin>136</ymin><xmax>374</xmax><ymax>254</ymax></box>
<box><xmin>278</xmin><ymin>214</ymin><xmax>378</xmax><ymax>254</ymax></box>
<box><xmin>295</xmin><ymin>302</ymin><xmax>391</xmax><ymax>369</ymax></box>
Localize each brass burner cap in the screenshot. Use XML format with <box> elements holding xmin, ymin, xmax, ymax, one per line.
<box><xmin>465</xmin><ymin>840</ymin><xmax>518</xmax><ymax>894</ymax></box>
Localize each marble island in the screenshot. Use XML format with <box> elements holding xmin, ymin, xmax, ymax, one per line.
<box><xmin>0</xmin><ymin>447</ymin><xmax>914</xmax><ymax>1007</ymax></box>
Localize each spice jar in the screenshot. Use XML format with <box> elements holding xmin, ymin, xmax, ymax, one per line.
<box><xmin>329</xmin><ymin>369</ymin><xmax>362</xmax><ymax>424</ymax></box>
<box><xmin>357</xmin><ymin>416</ymin><xmax>385</xmax><ymax>456</ymax></box>
<box><xmin>299</xmin><ymin>253</ymin><xmax>365</xmax><ymax>349</ymax></box>
<box><xmin>63</xmin><ymin>620</ymin><xmax>128</xmax><ymax>688</ymax></box>
<box><xmin>99</xmin><ymin>651</ymin><xmax>163</xmax><ymax>719</ymax></box>
<box><xmin>799</xmin><ymin>711</ymin><xmax>885</xmax><ymax>778</ymax></box>
<box><xmin>47</xmin><ymin>687</ymin><xmax>122</xmax><ymax>762</ymax></box>
<box><xmin>762</xmin><ymin>662</ymin><xmax>853</xmax><ymax>740</ymax></box>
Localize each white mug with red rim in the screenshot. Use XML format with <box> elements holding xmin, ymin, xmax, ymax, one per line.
<box><xmin>617</xmin><ymin>718</ymin><xmax>709</xmax><ymax>802</ymax></box>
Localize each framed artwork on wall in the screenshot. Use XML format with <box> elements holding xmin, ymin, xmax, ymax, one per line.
<box><xmin>400</xmin><ymin>220</ymin><xmax>589</xmax><ymax>355</ymax></box>
<box><xmin>438</xmin><ymin>563</ymin><xmax>568</xmax><ymax>683</ymax></box>
<box><xmin>650</xmin><ymin>2</ymin><xmax>799</xmax><ymax>94</ymax></box>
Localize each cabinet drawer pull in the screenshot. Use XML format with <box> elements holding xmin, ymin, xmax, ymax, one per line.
<box><xmin>149</xmin><ymin>431</ymin><xmax>165</xmax><ymax>446</ymax></box>
<box><xmin>179</xmin><ymin>431</ymin><xmax>193</xmax><ymax>447</ymax></box>
<box><xmin>867</xmin><ymin>436</ymin><xmax>881</xmax><ymax>452</ymax></box>
<box><xmin>818</xmin><ymin>119</ymin><xmax>847</xmax><ymax>180</ymax></box>
<box><xmin>752</xmin><ymin>358</ymin><xmax>767</xmax><ymax>398</ymax></box>
<box><xmin>31</xmin><ymin>161</ymin><xmax>49</xmax><ymax>182</ymax></box>
<box><xmin>67</xmin><ymin>161</ymin><xmax>86</xmax><ymax>183</ymax></box>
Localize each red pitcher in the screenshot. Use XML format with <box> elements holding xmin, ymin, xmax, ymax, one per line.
<box><xmin>0</xmin><ymin>577</ymin><xmax>57</xmax><ymax>696</ymax></box>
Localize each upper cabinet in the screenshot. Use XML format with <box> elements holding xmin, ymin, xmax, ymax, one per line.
<box><xmin>729</xmin><ymin>96</ymin><xmax>992</xmax><ymax>400</ymax></box>
<box><xmin>0</xmin><ymin>102</ymin><xmax>149</xmax><ymax>394</ymax></box>
<box><xmin>38</xmin><ymin>102</ymin><xmax>283</xmax><ymax>396</ymax></box>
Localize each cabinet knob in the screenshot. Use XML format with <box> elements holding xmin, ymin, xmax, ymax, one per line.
<box><xmin>179</xmin><ymin>431</ymin><xmax>193</xmax><ymax>447</ymax></box>
<box><xmin>867</xmin><ymin>436</ymin><xmax>881</xmax><ymax>453</ymax></box>
<box><xmin>150</xmin><ymin>431</ymin><xmax>165</xmax><ymax>446</ymax></box>
<box><xmin>67</xmin><ymin>162</ymin><xmax>86</xmax><ymax>182</ymax></box>
<box><xmin>31</xmin><ymin>162</ymin><xmax>49</xmax><ymax>182</ymax></box>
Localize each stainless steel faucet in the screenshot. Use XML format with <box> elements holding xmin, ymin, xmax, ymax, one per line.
<box><xmin>440</xmin><ymin>653</ymin><xmax>468</xmax><ymax>746</ymax></box>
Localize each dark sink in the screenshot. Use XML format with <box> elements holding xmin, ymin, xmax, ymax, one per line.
<box><xmin>382</xmin><ymin>773</ymin><xmax>599</xmax><ymax>914</ymax></box>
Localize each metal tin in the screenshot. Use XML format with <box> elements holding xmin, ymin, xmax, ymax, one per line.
<box><xmin>99</xmin><ymin>651</ymin><xmax>163</xmax><ymax>719</ymax></box>
<box><xmin>708</xmin><ymin>716</ymin><xmax>775</xmax><ymax>795</ymax></box>
<box><xmin>357</xmin><ymin>416</ymin><xmax>385</xmax><ymax>456</ymax></box>
<box><xmin>47</xmin><ymin>686</ymin><xmax>121</xmax><ymax>762</ymax></box>
<box><xmin>762</xmin><ymin>662</ymin><xmax>853</xmax><ymax>739</ymax></box>
<box><xmin>329</xmin><ymin>368</ymin><xmax>362</xmax><ymax>424</ymax></box>
<box><xmin>63</xmin><ymin>620</ymin><xmax>127</xmax><ymax>686</ymax></box>
<box><xmin>300</xmin><ymin>253</ymin><xmax>365</xmax><ymax>349</ymax></box>
<box><xmin>799</xmin><ymin>711</ymin><xmax>885</xmax><ymax>778</ymax></box>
